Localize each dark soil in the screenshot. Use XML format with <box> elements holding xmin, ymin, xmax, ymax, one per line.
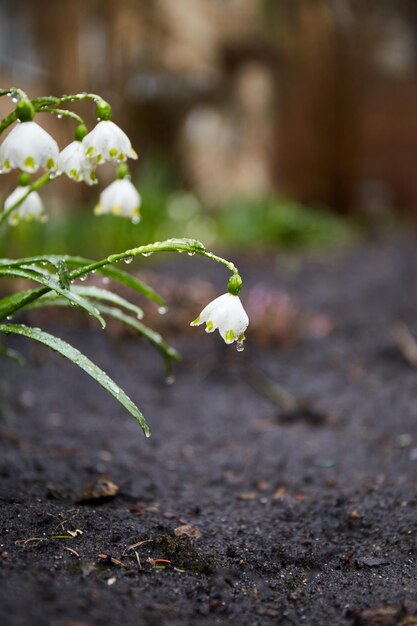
<box><xmin>0</xmin><ymin>237</ymin><xmax>416</xmax><ymax>626</ymax></box>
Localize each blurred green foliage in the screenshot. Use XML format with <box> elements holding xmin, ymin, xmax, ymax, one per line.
<box><xmin>0</xmin><ymin>158</ymin><xmax>356</xmax><ymax>259</ymax></box>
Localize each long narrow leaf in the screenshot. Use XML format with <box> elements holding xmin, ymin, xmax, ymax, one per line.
<box><xmin>0</xmin><ymin>323</ymin><xmax>150</xmax><ymax>436</ymax></box>
<box><xmin>72</xmin><ymin>286</ymin><xmax>144</xmax><ymax>319</ymax></box>
<box><xmin>0</xmin><ymin>267</ymin><xmax>105</xmax><ymax>327</ymax></box>
<box><xmin>18</xmin><ymin>294</ymin><xmax>179</xmax><ymax>362</ymax></box>
<box><xmin>0</xmin><ymin>288</ymin><xmax>47</xmax><ymax>321</ymax></box>
<box><xmin>64</xmin><ymin>257</ymin><xmax>165</xmax><ymax>306</ymax></box>
<box><xmin>95</xmin><ymin>303</ymin><xmax>180</xmax><ymax>362</ymax></box>
<box><xmin>0</xmin><ymin>343</ymin><xmax>24</xmax><ymax>365</ymax></box>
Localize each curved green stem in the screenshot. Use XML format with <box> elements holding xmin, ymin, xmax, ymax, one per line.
<box><xmin>70</xmin><ymin>238</ymin><xmax>240</xmax><ymax>281</ymax></box>
<box><xmin>0</xmin><ymin>172</ymin><xmax>52</xmax><ymax>227</ymax></box>
<box><xmin>37</xmin><ymin>108</ymin><xmax>85</xmax><ymax>126</ymax></box>
<box><xmin>0</xmin><ymin>110</ymin><xmax>18</xmax><ymax>135</ymax></box>
<box><xmin>0</xmin><ymin>239</ymin><xmax>242</xmax><ymax>320</ymax></box>
<box><xmin>56</xmin><ymin>92</ymin><xmax>107</xmax><ymax>106</ymax></box>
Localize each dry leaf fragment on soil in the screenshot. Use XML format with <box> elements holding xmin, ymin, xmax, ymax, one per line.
<box><xmin>174</xmin><ymin>524</ymin><xmax>202</xmax><ymax>539</ymax></box>
<box><xmin>76</xmin><ymin>479</ymin><xmax>119</xmax><ymax>503</ymax></box>
<box><xmin>350</xmin><ymin>599</ymin><xmax>417</xmax><ymax>625</ymax></box>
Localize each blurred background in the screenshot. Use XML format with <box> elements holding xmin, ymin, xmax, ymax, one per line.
<box><xmin>1</xmin><ymin>0</ymin><xmax>417</xmax><ymax>257</ymax></box>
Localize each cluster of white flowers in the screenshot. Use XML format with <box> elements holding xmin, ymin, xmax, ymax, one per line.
<box><xmin>0</xmin><ymin>119</ymin><xmax>140</xmax><ymax>225</ymax></box>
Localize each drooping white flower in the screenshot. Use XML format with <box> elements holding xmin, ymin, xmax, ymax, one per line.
<box><xmin>5</xmin><ymin>186</ymin><xmax>47</xmax><ymax>225</ymax></box>
<box><xmin>58</xmin><ymin>141</ymin><xmax>97</xmax><ymax>185</ymax></box>
<box><xmin>94</xmin><ymin>179</ymin><xmax>141</xmax><ymax>221</ymax></box>
<box><xmin>82</xmin><ymin>121</ymin><xmax>138</xmax><ymax>164</ymax></box>
<box><xmin>0</xmin><ymin>121</ymin><xmax>59</xmax><ymax>174</ymax></box>
<box><xmin>191</xmin><ymin>293</ymin><xmax>249</xmax><ymax>346</ymax></box>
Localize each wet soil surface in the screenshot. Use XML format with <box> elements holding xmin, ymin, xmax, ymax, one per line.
<box><xmin>0</xmin><ymin>237</ymin><xmax>416</xmax><ymax>626</ymax></box>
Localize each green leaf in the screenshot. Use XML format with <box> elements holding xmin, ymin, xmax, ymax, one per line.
<box><xmin>64</xmin><ymin>256</ymin><xmax>165</xmax><ymax>306</ymax></box>
<box><xmin>72</xmin><ymin>286</ymin><xmax>144</xmax><ymax>319</ymax></box>
<box><xmin>0</xmin><ymin>267</ymin><xmax>105</xmax><ymax>327</ymax></box>
<box><xmin>96</xmin><ymin>303</ymin><xmax>180</xmax><ymax>362</ymax></box>
<box><xmin>18</xmin><ymin>295</ymin><xmax>180</xmax><ymax>363</ymax></box>
<box><xmin>0</xmin><ymin>323</ymin><xmax>150</xmax><ymax>436</ymax></box>
<box><xmin>0</xmin><ymin>288</ymin><xmax>46</xmax><ymax>321</ymax></box>
<box><xmin>0</xmin><ymin>343</ymin><xmax>24</xmax><ymax>365</ymax></box>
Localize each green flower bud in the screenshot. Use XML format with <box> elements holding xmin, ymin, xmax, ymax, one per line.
<box><xmin>74</xmin><ymin>123</ymin><xmax>88</xmax><ymax>141</ymax></box>
<box><xmin>18</xmin><ymin>172</ymin><xmax>31</xmax><ymax>187</ymax></box>
<box><xmin>116</xmin><ymin>163</ymin><xmax>130</xmax><ymax>180</ymax></box>
<box><xmin>96</xmin><ymin>100</ymin><xmax>112</xmax><ymax>121</ymax></box>
<box><xmin>227</xmin><ymin>274</ymin><xmax>243</xmax><ymax>296</ymax></box>
<box><xmin>16</xmin><ymin>99</ymin><xmax>35</xmax><ymax>122</ymax></box>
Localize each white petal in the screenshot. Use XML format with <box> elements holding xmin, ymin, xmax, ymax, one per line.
<box><xmin>191</xmin><ymin>293</ymin><xmax>249</xmax><ymax>345</ymax></box>
<box><xmin>83</xmin><ymin>121</ymin><xmax>138</xmax><ymax>164</ymax></box>
<box><xmin>58</xmin><ymin>141</ymin><xmax>97</xmax><ymax>185</ymax></box>
<box><xmin>0</xmin><ymin>122</ymin><xmax>59</xmax><ymax>173</ymax></box>
<box><xmin>5</xmin><ymin>187</ymin><xmax>46</xmax><ymax>225</ymax></box>
<box><xmin>94</xmin><ymin>179</ymin><xmax>141</xmax><ymax>218</ymax></box>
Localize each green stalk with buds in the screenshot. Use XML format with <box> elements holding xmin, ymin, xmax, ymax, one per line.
<box><xmin>0</xmin><ymin>88</ymin><xmax>249</xmax><ymax>436</ymax></box>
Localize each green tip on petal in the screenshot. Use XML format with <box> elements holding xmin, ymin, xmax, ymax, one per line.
<box><xmin>225</xmin><ymin>329</ymin><xmax>235</xmax><ymax>344</ymax></box>
<box><xmin>46</xmin><ymin>157</ymin><xmax>56</xmax><ymax>171</ymax></box>
<box><xmin>190</xmin><ymin>316</ymin><xmax>201</xmax><ymax>326</ymax></box>
<box><xmin>24</xmin><ymin>156</ymin><xmax>36</xmax><ymax>171</ymax></box>
<box><xmin>205</xmin><ymin>321</ymin><xmax>215</xmax><ymax>333</ymax></box>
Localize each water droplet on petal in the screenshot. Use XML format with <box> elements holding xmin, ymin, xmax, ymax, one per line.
<box><xmin>236</xmin><ymin>341</ymin><xmax>245</xmax><ymax>352</ymax></box>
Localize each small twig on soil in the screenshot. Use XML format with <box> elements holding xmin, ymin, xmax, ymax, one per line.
<box><xmin>98</xmin><ymin>553</ymin><xmax>129</xmax><ymax>569</ymax></box>
<box><xmin>127</xmin><ymin>539</ymin><xmax>155</xmax><ymax>551</ymax></box>
<box><xmin>15</xmin><ymin>537</ymin><xmax>48</xmax><ymax>545</ymax></box>
<box><xmin>391</xmin><ymin>323</ymin><xmax>417</xmax><ymax>367</ymax></box>
<box><xmin>133</xmin><ymin>550</ymin><xmax>142</xmax><ymax>570</ymax></box>
<box><xmin>63</xmin><ymin>546</ymin><xmax>80</xmax><ymax>558</ymax></box>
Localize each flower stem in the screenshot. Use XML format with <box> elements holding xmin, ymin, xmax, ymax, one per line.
<box><xmin>37</xmin><ymin>108</ymin><xmax>85</xmax><ymax>126</ymax></box>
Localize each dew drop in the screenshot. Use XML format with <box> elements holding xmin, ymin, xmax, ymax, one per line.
<box><xmin>12</xmin><ymin>97</ymin><xmax>18</xmax><ymax>103</ymax></box>
<box><xmin>57</xmin><ymin>114</ymin><xmax>63</xmax><ymax>119</ymax></box>
<box><xmin>131</xmin><ymin>216</ymin><xmax>140</xmax><ymax>224</ymax></box>
<box><xmin>124</xmin><ymin>256</ymin><xmax>133</xmax><ymax>264</ymax></box>
<box><xmin>165</xmin><ymin>375</ymin><xmax>175</xmax><ymax>385</ymax></box>
<box><xmin>142</xmin><ymin>252</ymin><xmax>152</xmax><ymax>257</ymax></box>
<box><xmin>236</xmin><ymin>341</ymin><xmax>245</xmax><ymax>352</ymax></box>
<box><xmin>102</xmin><ymin>277</ymin><xmax>110</xmax><ymax>285</ymax></box>
<box><xmin>80</xmin><ymin>275</ymin><xmax>87</xmax><ymax>282</ymax></box>
<box><xmin>158</xmin><ymin>306</ymin><xmax>167</xmax><ymax>315</ymax></box>
<box><xmin>187</xmin><ymin>252</ymin><xmax>195</xmax><ymax>256</ymax></box>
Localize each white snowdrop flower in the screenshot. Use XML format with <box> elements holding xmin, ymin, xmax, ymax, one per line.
<box><xmin>0</xmin><ymin>121</ymin><xmax>59</xmax><ymax>174</ymax></box>
<box><xmin>82</xmin><ymin>121</ymin><xmax>138</xmax><ymax>164</ymax></box>
<box><xmin>191</xmin><ymin>293</ymin><xmax>249</xmax><ymax>347</ymax></box>
<box><xmin>94</xmin><ymin>179</ymin><xmax>141</xmax><ymax>220</ymax></box>
<box><xmin>5</xmin><ymin>187</ymin><xmax>47</xmax><ymax>225</ymax></box>
<box><xmin>58</xmin><ymin>141</ymin><xmax>97</xmax><ymax>185</ymax></box>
